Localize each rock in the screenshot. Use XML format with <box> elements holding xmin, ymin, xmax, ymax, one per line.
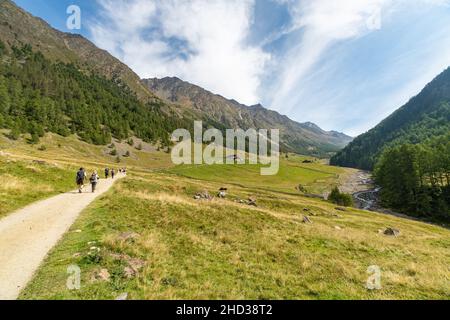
<box><xmin>334</xmin><ymin>226</ymin><xmax>342</xmax><ymax>230</ymax></box>
<box><xmin>335</xmin><ymin>207</ymin><xmax>347</xmax><ymax>212</ymax></box>
<box><xmin>219</xmin><ymin>187</ymin><xmax>228</xmax><ymax>191</ymax></box>
<box><xmin>194</xmin><ymin>190</ymin><xmax>213</xmax><ymax>200</ymax></box>
<box><xmin>303</xmin><ymin>216</ymin><xmax>312</xmax><ymax>224</ymax></box>
<box><xmin>128</xmin><ymin>258</ymin><xmax>145</xmax><ymax>272</ymax></box>
<box><xmin>303</xmin><ymin>208</ymin><xmax>311</xmax><ymax>212</ymax></box>
<box><xmin>384</xmin><ymin>228</ymin><xmax>400</xmax><ymax>237</ymax></box>
<box><xmin>89</xmin><ymin>246</ymin><xmax>101</xmax><ymax>252</ymax></box>
<box><xmin>92</xmin><ymin>269</ymin><xmax>110</xmax><ymax>282</ymax></box>
<box><xmin>247</xmin><ymin>197</ymin><xmax>257</xmax><ymax>207</ymax></box>
<box><xmin>32</xmin><ymin>160</ymin><xmax>47</xmax><ymax>165</ymax></box>
<box><xmin>73</xmin><ymin>229</ymin><xmax>82</xmax><ymax>233</ymax></box>
<box><xmin>248</xmin><ymin>200</ymin><xmax>257</xmax><ymax>207</ymax></box>
<box><xmin>217</xmin><ymin>191</ymin><xmax>227</xmax><ymax>198</ymax></box>
<box><xmin>117</xmin><ymin>232</ymin><xmax>140</xmax><ymax>242</ymax></box>
<box><xmin>123</xmin><ymin>267</ymin><xmax>136</xmax><ymax>279</ymax></box>
<box><xmin>115</xmin><ymin>293</ymin><xmax>128</xmax><ymax>301</ymax></box>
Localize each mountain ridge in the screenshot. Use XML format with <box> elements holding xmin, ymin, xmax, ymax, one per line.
<box><xmin>331</xmin><ymin>66</ymin><xmax>450</xmax><ymax>170</ymax></box>
<box><xmin>143</xmin><ymin>77</ymin><xmax>353</xmax><ymax>156</ymax></box>
<box><xmin>2</xmin><ymin>0</ymin><xmax>352</xmax><ymax>156</ymax></box>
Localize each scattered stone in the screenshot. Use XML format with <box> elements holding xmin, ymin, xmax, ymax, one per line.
<box><xmin>110</xmin><ymin>253</ymin><xmax>145</xmax><ymax>277</ymax></box>
<box><xmin>384</xmin><ymin>228</ymin><xmax>400</xmax><ymax>237</ymax></box>
<box><xmin>248</xmin><ymin>197</ymin><xmax>257</xmax><ymax>207</ymax></box>
<box><xmin>128</xmin><ymin>257</ymin><xmax>145</xmax><ymax>272</ymax></box>
<box><xmin>117</xmin><ymin>232</ymin><xmax>140</xmax><ymax>242</ymax></box>
<box><xmin>88</xmin><ymin>241</ymin><xmax>97</xmax><ymax>245</ymax></box>
<box><xmin>32</xmin><ymin>160</ymin><xmax>47</xmax><ymax>165</ymax></box>
<box><xmin>73</xmin><ymin>229</ymin><xmax>82</xmax><ymax>233</ymax></box>
<box><xmin>115</xmin><ymin>293</ymin><xmax>128</xmax><ymax>301</ymax></box>
<box><xmin>194</xmin><ymin>190</ymin><xmax>213</xmax><ymax>200</ymax></box>
<box><xmin>303</xmin><ymin>208</ymin><xmax>311</xmax><ymax>212</ymax></box>
<box><xmin>217</xmin><ymin>190</ymin><xmax>227</xmax><ymax>198</ymax></box>
<box><xmin>335</xmin><ymin>207</ymin><xmax>347</xmax><ymax>212</ymax></box>
<box><xmin>89</xmin><ymin>246</ymin><xmax>101</xmax><ymax>252</ymax></box>
<box><xmin>302</xmin><ymin>216</ymin><xmax>312</xmax><ymax>224</ymax></box>
<box><xmin>92</xmin><ymin>269</ymin><xmax>110</xmax><ymax>282</ymax></box>
<box><xmin>334</xmin><ymin>226</ymin><xmax>342</xmax><ymax>230</ymax></box>
<box><xmin>123</xmin><ymin>267</ymin><xmax>136</xmax><ymax>279</ymax></box>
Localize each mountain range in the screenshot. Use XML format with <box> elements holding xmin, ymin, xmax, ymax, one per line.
<box><xmin>143</xmin><ymin>77</ymin><xmax>353</xmax><ymax>156</ymax></box>
<box><xmin>0</xmin><ymin>0</ymin><xmax>352</xmax><ymax>156</ymax></box>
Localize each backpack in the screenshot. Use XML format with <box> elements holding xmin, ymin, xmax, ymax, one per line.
<box><xmin>76</xmin><ymin>170</ymin><xmax>84</xmax><ymax>181</ymax></box>
<box><xmin>90</xmin><ymin>174</ymin><xmax>97</xmax><ymax>183</ymax></box>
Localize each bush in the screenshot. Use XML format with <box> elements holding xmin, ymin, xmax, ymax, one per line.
<box><xmin>37</xmin><ymin>145</ymin><xmax>47</xmax><ymax>151</ymax></box>
<box><xmin>110</xmin><ymin>149</ymin><xmax>117</xmax><ymax>156</ymax></box>
<box><xmin>328</xmin><ymin>187</ymin><xmax>354</xmax><ymax>207</ymax></box>
<box><xmin>136</xmin><ymin>143</ymin><xmax>143</xmax><ymax>151</ymax></box>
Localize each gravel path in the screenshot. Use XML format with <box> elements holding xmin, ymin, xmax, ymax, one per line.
<box><xmin>0</xmin><ymin>175</ymin><xmax>123</xmax><ymax>300</ymax></box>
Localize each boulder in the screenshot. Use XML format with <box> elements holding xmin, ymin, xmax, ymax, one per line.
<box><xmin>92</xmin><ymin>269</ymin><xmax>110</xmax><ymax>282</ymax></box>
<box><xmin>303</xmin><ymin>216</ymin><xmax>312</xmax><ymax>224</ymax></box>
<box><xmin>384</xmin><ymin>228</ymin><xmax>400</xmax><ymax>237</ymax></box>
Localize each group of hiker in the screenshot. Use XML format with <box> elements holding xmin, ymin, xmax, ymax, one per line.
<box><xmin>76</xmin><ymin>167</ymin><xmax>127</xmax><ymax>193</ymax></box>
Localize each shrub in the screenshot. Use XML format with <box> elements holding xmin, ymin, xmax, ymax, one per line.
<box><xmin>328</xmin><ymin>187</ymin><xmax>354</xmax><ymax>207</ymax></box>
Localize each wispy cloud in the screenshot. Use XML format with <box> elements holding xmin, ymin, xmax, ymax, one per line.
<box><xmin>90</xmin><ymin>0</ymin><xmax>270</xmax><ymax>105</ymax></box>
<box><xmin>87</xmin><ymin>0</ymin><xmax>450</xmax><ymax>135</ymax></box>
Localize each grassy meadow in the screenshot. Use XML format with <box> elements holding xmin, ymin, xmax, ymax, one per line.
<box><xmin>1</xmin><ymin>133</ymin><xmax>449</xmax><ymax>300</ymax></box>
<box><xmin>20</xmin><ymin>171</ymin><xmax>450</xmax><ymax>300</ymax></box>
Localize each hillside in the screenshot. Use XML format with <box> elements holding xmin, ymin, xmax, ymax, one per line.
<box><xmin>143</xmin><ymin>77</ymin><xmax>353</xmax><ymax>157</ymax></box>
<box><xmin>331</xmin><ymin>67</ymin><xmax>450</xmax><ymax>170</ymax></box>
<box><xmin>0</xmin><ymin>133</ymin><xmax>447</xmax><ymax>300</ymax></box>
<box><xmin>0</xmin><ymin>134</ymin><xmax>446</xmax><ymax>300</ymax></box>
<box><xmin>0</xmin><ymin>0</ymin><xmax>155</xmax><ymax>102</ymax></box>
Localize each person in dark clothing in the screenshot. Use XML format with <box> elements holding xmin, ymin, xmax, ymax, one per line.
<box><xmin>105</xmin><ymin>168</ymin><xmax>110</xmax><ymax>179</ymax></box>
<box><xmin>111</xmin><ymin>169</ymin><xmax>115</xmax><ymax>179</ymax></box>
<box><xmin>76</xmin><ymin>168</ymin><xmax>86</xmax><ymax>193</ymax></box>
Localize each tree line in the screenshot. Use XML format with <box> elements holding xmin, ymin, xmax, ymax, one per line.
<box><xmin>0</xmin><ymin>42</ymin><xmax>187</xmax><ymax>146</ymax></box>
<box><xmin>374</xmin><ymin>133</ymin><xmax>450</xmax><ymax>221</ymax></box>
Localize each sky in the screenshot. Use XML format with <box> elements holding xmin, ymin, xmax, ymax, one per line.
<box><xmin>13</xmin><ymin>0</ymin><xmax>450</xmax><ymax>136</ymax></box>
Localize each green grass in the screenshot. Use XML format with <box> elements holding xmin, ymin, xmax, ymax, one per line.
<box><xmin>169</xmin><ymin>155</ymin><xmax>346</xmax><ymax>195</ymax></box>
<box><xmin>3</xmin><ymin>133</ymin><xmax>449</xmax><ymax>300</ymax></box>
<box><xmin>0</xmin><ymin>157</ymin><xmax>75</xmax><ymax>218</ymax></box>
<box><xmin>20</xmin><ymin>172</ymin><xmax>450</xmax><ymax>300</ymax></box>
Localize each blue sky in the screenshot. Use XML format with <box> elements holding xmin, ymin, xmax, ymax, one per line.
<box><xmin>13</xmin><ymin>0</ymin><xmax>450</xmax><ymax>136</ymax></box>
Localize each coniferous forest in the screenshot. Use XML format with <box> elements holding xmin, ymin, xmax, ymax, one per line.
<box><xmin>374</xmin><ymin>134</ymin><xmax>450</xmax><ymax>221</ymax></box>
<box><xmin>0</xmin><ymin>41</ymin><xmax>185</xmax><ymax>146</ymax></box>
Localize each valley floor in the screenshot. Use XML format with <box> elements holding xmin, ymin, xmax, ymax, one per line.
<box><xmin>1</xmin><ymin>134</ymin><xmax>449</xmax><ymax>300</ymax></box>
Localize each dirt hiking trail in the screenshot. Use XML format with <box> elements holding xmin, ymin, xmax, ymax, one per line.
<box><xmin>0</xmin><ymin>175</ymin><xmax>124</xmax><ymax>300</ymax></box>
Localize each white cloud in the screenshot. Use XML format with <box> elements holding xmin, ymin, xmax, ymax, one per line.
<box><xmin>268</xmin><ymin>0</ymin><xmax>392</xmax><ymax>114</ymax></box>
<box><xmin>90</xmin><ymin>0</ymin><xmax>270</xmax><ymax>105</ymax></box>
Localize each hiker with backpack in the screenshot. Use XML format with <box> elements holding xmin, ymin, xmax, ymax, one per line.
<box><xmin>90</xmin><ymin>171</ymin><xmax>100</xmax><ymax>193</ymax></box>
<box><xmin>105</xmin><ymin>168</ymin><xmax>110</xmax><ymax>179</ymax></box>
<box><xmin>76</xmin><ymin>168</ymin><xmax>86</xmax><ymax>193</ymax></box>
